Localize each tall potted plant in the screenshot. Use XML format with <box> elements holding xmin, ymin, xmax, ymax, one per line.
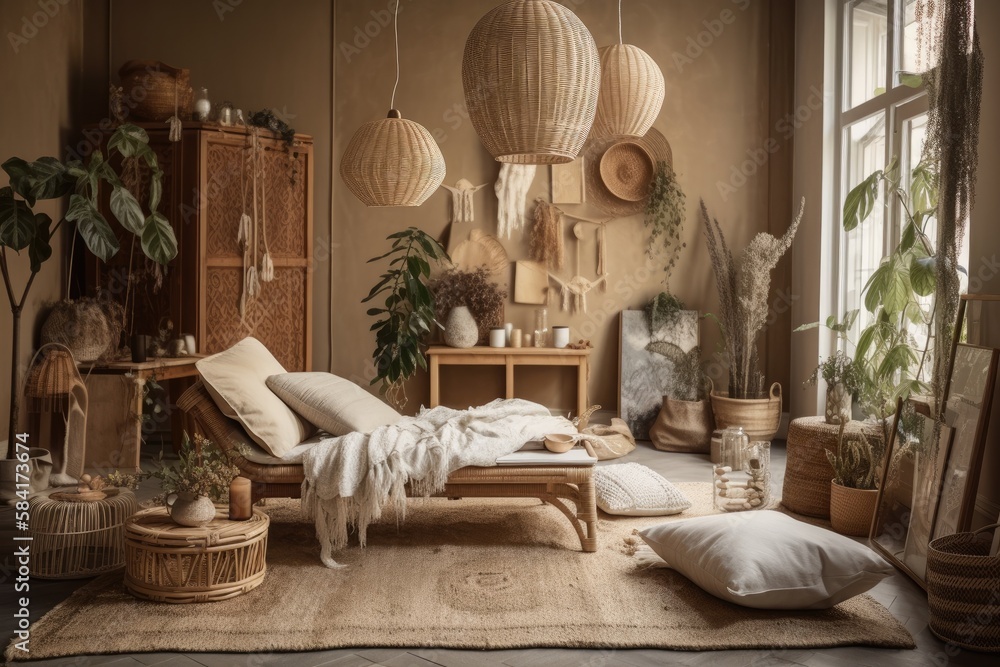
<box><xmin>700</xmin><ymin>198</ymin><xmax>804</xmax><ymax>441</ymax></box>
<box><xmin>1</xmin><ymin>123</ymin><xmax>177</xmax><ymax>455</ymax></box>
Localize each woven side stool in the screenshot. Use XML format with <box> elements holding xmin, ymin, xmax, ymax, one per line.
<box><xmin>782</xmin><ymin>417</ymin><xmax>883</xmax><ymax>518</ymax></box>
<box><xmin>28</xmin><ymin>489</ymin><xmax>137</xmax><ymax>579</ymax></box>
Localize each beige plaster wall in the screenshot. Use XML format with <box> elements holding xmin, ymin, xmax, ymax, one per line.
<box><xmin>0</xmin><ymin>0</ymin><xmax>83</xmax><ymax>454</ymax></box>
<box><xmin>333</xmin><ymin>0</ymin><xmax>787</xmax><ymax>414</ymax></box>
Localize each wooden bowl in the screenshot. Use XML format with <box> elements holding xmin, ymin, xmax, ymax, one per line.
<box><xmin>544</xmin><ymin>433</ymin><xmax>576</xmax><ymax>453</ymax></box>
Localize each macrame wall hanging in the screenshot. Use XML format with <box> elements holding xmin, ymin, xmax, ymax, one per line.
<box><xmin>441</xmin><ymin>178</ymin><xmax>487</xmax><ymax>223</ymax></box>
<box><xmin>238</xmin><ymin>127</ymin><xmax>275</xmax><ymax>322</ymax></box>
<box><xmin>546</xmin><ymin>209</ymin><xmax>612</xmax><ymax>314</ymax></box>
<box><xmin>495</xmin><ymin>163</ymin><xmax>536</xmax><ymax>239</ymax></box>
<box><xmin>166</xmin><ymin>78</ymin><xmax>182</xmax><ymax>142</ymax></box>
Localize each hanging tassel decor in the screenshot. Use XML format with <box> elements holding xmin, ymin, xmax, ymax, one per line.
<box><xmin>495</xmin><ymin>164</ymin><xmax>537</xmax><ymax>239</ymax></box>
<box><xmin>258</xmin><ymin>129</ymin><xmax>274</xmax><ymax>283</ymax></box>
<box><xmin>166</xmin><ymin>80</ymin><xmax>182</xmax><ymax>142</ymax></box>
<box><xmin>598</xmin><ymin>222</ymin><xmax>608</xmax><ymax>291</ymax></box>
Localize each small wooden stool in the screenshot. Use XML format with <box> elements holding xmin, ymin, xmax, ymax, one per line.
<box><xmin>782</xmin><ymin>417</ymin><xmax>883</xmax><ymax>518</ymax></box>
<box><xmin>28</xmin><ymin>489</ymin><xmax>137</xmax><ymax>579</ymax></box>
<box><xmin>124</xmin><ymin>506</ymin><xmax>268</xmax><ymax>603</ymax></box>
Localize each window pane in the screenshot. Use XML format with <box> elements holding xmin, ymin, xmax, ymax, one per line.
<box><xmin>841</xmin><ymin>112</ymin><xmax>887</xmax><ymax>344</ymax></box>
<box><xmin>847</xmin><ymin>0</ymin><xmax>888</xmax><ymax>109</ymax></box>
<box><xmin>901</xmin><ymin>0</ymin><xmax>922</xmax><ymax>76</ymax></box>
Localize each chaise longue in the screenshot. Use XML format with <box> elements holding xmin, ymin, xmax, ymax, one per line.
<box><xmin>177</xmin><ymin>381</ymin><xmax>599</xmax><ymax>552</ymax></box>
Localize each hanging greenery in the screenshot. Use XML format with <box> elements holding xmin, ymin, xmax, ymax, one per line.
<box><xmin>247</xmin><ymin>109</ymin><xmax>296</xmax><ymax>146</ymax></box>
<box><xmin>644</xmin><ymin>160</ymin><xmax>686</xmax><ymax>291</ymax></box>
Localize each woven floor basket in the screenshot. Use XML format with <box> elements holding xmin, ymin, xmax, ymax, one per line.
<box><xmin>828</xmin><ymin>481</ymin><xmax>877</xmax><ymax>537</ymax></box>
<box><xmin>118</xmin><ymin>59</ymin><xmax>193</xmax><ymax>122</ymax></box>
<box><xmin>710</xmin><ymin>382</ymin><xmax>782</xmax><ymax>443</ymax></box>
<box><xmin>927</xmin><ymin>523</ymin><xmax>1000</xmax><ymax>652</ymax></box>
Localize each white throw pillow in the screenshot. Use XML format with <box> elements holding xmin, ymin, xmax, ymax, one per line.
<box><xmin>266</xmin><ymin>372</ymin><xmax>402</xmax><ymax>436</ymax></box>
<box><xmin>594</xmin><ymin>463</ymin><xmax>691</xmax><ymax>516</ymax></box>
<box><xmin>639</xmin><ymin>511</ymin><xmax>894</xmax><ymax>610</ymax></box>
<box><xmin>196</xmin><ymin>337</ymin><xmax>314</xmax><ymax>457</ymax></box>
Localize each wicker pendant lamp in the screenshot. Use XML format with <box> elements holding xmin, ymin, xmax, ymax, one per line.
<box><xmin>462</xmin><ymin>0</ymin><xmax>600</xmax><ymax>165</ymax></box>
<box><xmin>592</xmin><ymin>1</ymin><xmax>665</xmax><ymax>139</ymax></box>
<box><xmin>339</xmin><ymin>4</ymin><xmax>445</xmax><ymax>206</ymax></box>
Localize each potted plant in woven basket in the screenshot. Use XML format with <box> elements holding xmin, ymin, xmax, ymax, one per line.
<box><xmin>700</xmin><ymin>198</ymin><xmax>804</xmax><ymax>441</ymax></box>
<box><xmin>807</xmin><ymin>350</ymin><xmax>864</xmax><ymax>426</ymax></box>
<box><xmin>826</xmin><ymin>421</ymin><xmax>882</xmax><ymax>536</ymax></box>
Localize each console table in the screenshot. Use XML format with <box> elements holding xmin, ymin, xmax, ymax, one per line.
<box><xmin>79</xmin><ymin>356</ymin><xmax>204</xmax><ymax>472</ymax></box>
<box><xmin>426</xmin><ymin>346</ymin><xmax>591</xmax><ymax>417</ymax></box>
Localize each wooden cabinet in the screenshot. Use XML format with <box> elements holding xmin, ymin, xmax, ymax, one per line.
<box><xmin>86</xmin><ymin>123</ymin><xmax>313</xmax><ymax>371</ymax></box>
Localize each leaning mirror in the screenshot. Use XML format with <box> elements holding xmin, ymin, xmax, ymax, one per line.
<box><xmin>871</xmin><ymin>400</ymin><xmax>954</xmax><ymax>588</ymax></box>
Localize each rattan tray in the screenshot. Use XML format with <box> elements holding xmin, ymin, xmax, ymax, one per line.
<box><xmin>124</xmin><ymin>506</ymin><xmax>268</xmax><ymax>603</ymax></box>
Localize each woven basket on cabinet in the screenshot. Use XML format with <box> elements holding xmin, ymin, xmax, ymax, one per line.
<box><xmin>118</xmin><ymin>60</ymin><xmax>192</xmax><ymax>122</ymax></box>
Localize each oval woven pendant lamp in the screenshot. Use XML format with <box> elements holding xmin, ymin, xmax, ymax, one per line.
<box><xmin>593</xmin><ymin>44</ymin><xmax>664</xmax><ymax>138</ymax></box>
<box><xmin>462</xmin><ymin>0</ymin><xmax>600</xmax><ymax>165</ymax></box>
<box><xmin>340</xmin><ymin>109</ymin><xmax>446</xmax><ymax>207</ymax></box>
<box><xmin>339</xmin><ymin>3</ymin><xmax>445</xmax><ymax>206</ymax></box>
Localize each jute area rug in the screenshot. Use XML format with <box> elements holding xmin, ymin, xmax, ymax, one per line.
<box><xmin>7</xmin><ymin>483</ymin><xmax>913</xmax><ymax>660</ymax></box>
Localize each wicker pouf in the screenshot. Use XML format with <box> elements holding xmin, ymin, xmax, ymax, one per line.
<box><xmin>124</xmin><ymin>506</ymin><xmax>268</xmax><ymax>603</ymax></box>
<box><xmin>782</xmin><ymin>417</ymin><xmax>883</xmax><ymax>518</ymax></box>
<box><xmin>28</xmin><ymin>489</ymin><xmax>137</xmax><ymax>579</ymax></box>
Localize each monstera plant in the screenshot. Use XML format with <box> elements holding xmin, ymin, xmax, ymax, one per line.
<box><xmin>1</xmin><ymin>123</ymin><xmax>177</xmax><ymax>454</ymax></box>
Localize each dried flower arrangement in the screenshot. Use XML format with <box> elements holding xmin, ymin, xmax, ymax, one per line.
<box><xmin>701</xmin><ymin>198</ymin><xmax>804</xmax><ymax>399</ymax></box>
<box><xmin>529</xmin><ymin>198</ymin><xmax>564</xmax><ymax>270</ymax></box>
<box><xmin>429</xmin><ymin>267</ymin><xmax>507</xmax><ymax>345</ymax></box>
<box><xmin>104</xmin><ymin>433</ymin><xmax>239</xmax><ymax>503</ymax></box>
<box><xmin>644</xmin><ymin>161</ymin><xmax>687</xmax><ymax>290</ymax></box>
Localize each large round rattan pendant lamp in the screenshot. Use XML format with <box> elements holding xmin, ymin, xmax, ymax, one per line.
<box><xmin>339</xmin><ymin>3</ymin><xmax>445</xmax><ymax>206</ymax></box>
<box><xmin>592</xmin><ymin>1</ymin><xmax>664</xmax><ymax>139</ymax></box>
<box><xmin>462</xmin><ymin>0</ymin><xmax>601</xmax><ymax>165</ymax></box>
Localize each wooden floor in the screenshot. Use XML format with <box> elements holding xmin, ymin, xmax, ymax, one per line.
<box><xmin>1</xmin><ymin>439</ymin><xmax>995</xmax><ymax>667</ymax></box>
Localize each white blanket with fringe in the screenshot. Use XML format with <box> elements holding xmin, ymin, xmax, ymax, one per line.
<box><xmin>292</xmin><ymin>398</ymin><xmax>576</xmax><ymax>568</ymax></box>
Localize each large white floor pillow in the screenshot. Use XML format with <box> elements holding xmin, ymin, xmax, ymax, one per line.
<box><xmin>594</xmin><ymin>463</ymin><xmax>691</xmax><ymax>516</ymax></box>
<box><xmin>639</xmin><ymin>511</ymin><xmax>895</xmax><ymax>610</ymax></box>
<box><xmin>196</xmin><ymin>337</ymin><xmax>314</xmax><ymax>458</ymax></box>
<box><xmin>266</xmin><ymin>372</ymin><xmax>401</xmax><ymax>436</ymax></box>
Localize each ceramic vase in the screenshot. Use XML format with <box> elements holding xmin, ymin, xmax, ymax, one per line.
<box><xmin>167</xmin><ymin>493</ymin><xmax>216</xmax><ymax>527</ymax></box>
<box><xmin>825</xmin><ymin>382</ymin><xmax>853</xmax><ymax>425</ymax></box>
<box><xmin>444</xmin><ymin>306</ymin><xmax>478</xmax><ymax>348</ymax></box>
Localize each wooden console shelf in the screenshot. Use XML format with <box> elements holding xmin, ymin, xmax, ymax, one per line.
<box><xmin>426</xmin><ymin>346</ymin><xmax>591</xmax><ymax>417</ymax></box>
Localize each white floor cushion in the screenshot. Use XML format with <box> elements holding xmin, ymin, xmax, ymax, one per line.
<box><xmin>594</xmin><ymin>463</ymin><xmax>691</xmax><ymax>516</ymax></box>
<box><xmin>266</xmin><ymin>372</ymin><xmax>402</xmax><ymax>436</ymax></box>
<box><xmin>639</xmin><ymin>510</ymin><xmax>895</xmax><ymax>610</ymax></box>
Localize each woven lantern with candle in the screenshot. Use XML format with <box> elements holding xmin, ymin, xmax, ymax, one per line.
<box><xmin>339</xmin><ymin>2</ymin><xmax>445</xmax><ymax>206</ymax></box>
<box><xmin>24</xmin><ymin>344</ymin><xmax>89</xmax><ymax>487</ymax></box>
<box><xmin>462</xmin><ymin>0</ymin><xmax>600</xmax><ymax>164</ymax></box>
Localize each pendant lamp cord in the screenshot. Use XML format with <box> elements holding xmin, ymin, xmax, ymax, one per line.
<box><xmin>618</xmin><ymin>0</ymin><xmax>623</xmax><ymax>44</ymax></box>
<box><xmin>389</xmin><ymin>0</ymin><xmax>400</xmax><ymax>109</ymax></box>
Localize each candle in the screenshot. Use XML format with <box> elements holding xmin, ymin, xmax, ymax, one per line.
<box><xmin>524</xmin><ymin>333</ymin><xmax>533</xmax><ymax>347</ymax></box>
<box><xmin>229</xmin><ymin>477</ymin><xmax>252</xmax><ymax>520</ymax></box>
<box><xmin>511</xmin><ymin>329</ymin><xmax>523</xmax><ymax>348</ymax></box>
<box><xmin>553</xmin><ymin>326</ymin><xmax>570</xmax><ymax>348</ymax></box>
<box><xmin>489</xmin><ymin>327</ymin><xmax>506</xmax><ymax>348</ymax></box>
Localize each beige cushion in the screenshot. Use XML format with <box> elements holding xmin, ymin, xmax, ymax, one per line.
<box><xmin>196</xmin><ymin>338</ymin><xmax>314</xmax><ymax>457</ymax></box>
<box><xmin>639</xmin><ymin>511</ymin><xmax>894</xmax><ymax>610</ymax></box>
<box><xmin>265</xmin><ymin>372</ymin><xmax>401</xmax><ymax>436</ymax></box>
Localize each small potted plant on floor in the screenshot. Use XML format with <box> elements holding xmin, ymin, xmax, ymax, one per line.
<box><xmin>808</xmin><ymin>350</ymin><xmax>864</xmax><ymax>425</ymax></box>
<box><xmin>826</xmin><ymin>420</ymin><xmax>882</xmax><ymax>536</ymax></box>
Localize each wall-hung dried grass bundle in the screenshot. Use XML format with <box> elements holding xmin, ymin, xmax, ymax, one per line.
<box><xmin>429</xmin><ymin>267</ymin><xmax>508</xmax><ymax>345</ymax></box>
<box><xmin>529</xmin><ymin>198</ymin><xmax>565</xmax><ymax>270</ymax></box>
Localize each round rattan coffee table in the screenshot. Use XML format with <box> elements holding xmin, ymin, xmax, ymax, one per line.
<box><xmin>124</xmin><ymin>505</ymin><xmax>268</xmax><ymax>603</ymax></box>
<box><xmin>28</xmin><ymin>488</ymin><xmax>138</xmax><ymax>579</ymax></box>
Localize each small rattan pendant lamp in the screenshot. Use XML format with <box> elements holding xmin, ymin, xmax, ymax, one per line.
<box><xmin>592</xmin><ymin>0</ymin><xmax>665</xmax><ymax>139</ymax></box>
<box><xmin>339</xmin><ymin>3</ymin><xmax>445</xmax><ymax>207</ymax></box>
<box><xmin>462</xmin><ymin>0</ymin><xmax>601</xmax><ymax>165</ymax></box>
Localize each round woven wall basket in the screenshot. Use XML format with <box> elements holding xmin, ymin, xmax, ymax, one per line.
<box><xmin>462</xmin><ymin>0</ymin><xmax>600</xmax><ymax>164</ymax></box>
<box><xmin>118</xmin><ymin>60</ymin><xmax>192</xmax><ymax>122</ymax></box>
<box><xmin>584</xmin><ymin>128</ymin><xmax>672</xmax><ymax>218</ymax></box>
<box><xmin>709</xmin><ymin>382</ymin><xmax>783</xmax><ymax>443</ymax></box>
<box><xmin>592</xmin><ymin>44</ymin><xmax>665</xmax><ymax>139</ymax></box>
<box><xmin>927</xmin><ymin>523</ymin><xmax>1000</xmax><ymax>652</ymax></box>
<box><xmin>40</xmin><ymin>299</ymin><xmax>115</xmax><ymax>363</ymax></box>
<box><xmin>340</xmin><ymin>110</ymin><xmax>446</xmax><ymax>207</ymax></box>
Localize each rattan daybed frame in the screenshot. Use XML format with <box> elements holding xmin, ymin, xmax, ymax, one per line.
<box><xmin>177</xmin><ymin>381</ymin><xmax>598</xmax><ymax>552</ymax></box>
